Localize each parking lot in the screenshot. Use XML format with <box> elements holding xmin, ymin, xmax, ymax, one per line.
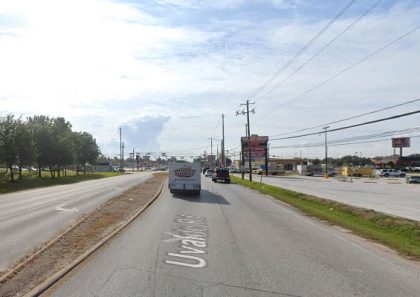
<box><xmin>237</xmin><ymin>174</ymin><xmax>420</xmax><ymax>221</ymax></box>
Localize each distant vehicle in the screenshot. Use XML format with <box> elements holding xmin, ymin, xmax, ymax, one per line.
<box><xmin>229</xmin><ymin>167</ymin><xmax>241</xmax><ymax>173</ymax></box>
<box><xmin>212</xmin><ymin>168</ymin><xmax>230</xmax><ymax>183</ymax></box>
<box><xmin>168</xmin><ymin>162</ymin><xmax>201</xmax><ymax>194</ymax></box>
<box><xmin>406</xmin><ymin>175</ymin><xmax>420</xmax><ymax>184</ymax></box>
<box><xmin>341</xmin><ymin>166</ymin><xmax>374</xmax><ymax>177</ymax></box>
<box><xmin>327</xmin><ymin>169</ymin><xmax>337</xmax><ymax>177</ymax></box>
<box><xmin>303</xmin><ymin>165</ymin><xmax>323</xmax><ymax>176</ymax></box>
<box><xmin>377</xmin><ymin>169</ymin><xmax>406</xmax><ymax>177</ymax></box>
<box><xmin>204</xmin><ymin>169</ymin><xmax>214</xmax><ymax>177</ymax></box>
<box><xmin>113</xmin><ymin>167</ymin><xmax>125</xmax><ymax>172</ymax></box>
<box><xmin>202</xmin><ymin>167</ymin><xmax>210</xmax><ymax>174</ymax></box>
<box><xmin>257</xmin><ymin>164</ymin><xmax>285</xmax><ymax>175</ymax></box>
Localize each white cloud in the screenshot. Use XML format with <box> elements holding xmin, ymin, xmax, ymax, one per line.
<box><xmin>156</xmin><ymin>0</ymin><xmax>244</xmax><ymax>10</ymax></box>
<box><xmin>1</xmin><ymin>0</ymin><xmax>419</xmax><ymax>157</ymax></box>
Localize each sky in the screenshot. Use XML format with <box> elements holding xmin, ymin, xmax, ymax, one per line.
<box><xmin>1</xmin><ymin>0</ymin><xmax>419</xmax><ymax>160</ymax></box>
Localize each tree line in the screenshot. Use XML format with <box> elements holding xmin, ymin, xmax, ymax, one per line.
<box><xmin>0</xmin><ymin>115</ymin><xmax>100</xmax><ymax>182</ymax></box>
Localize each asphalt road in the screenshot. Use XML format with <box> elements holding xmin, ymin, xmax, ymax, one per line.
<box><xmin>245</xmin><ymin>175</ymin><xmax>420</xmax><ymax>221</ymax></box>
<box><xmin>0</xmin><ymin>172</ymin><xmax>152</xmax><ymax>270</ymax></box>
<box><xmin>48</xmin><ymin>177</ymin><xmax>420</xmax><ymax>297</ymax></box>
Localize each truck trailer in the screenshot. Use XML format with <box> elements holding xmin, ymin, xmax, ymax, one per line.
<box><xmin>168</xmin><ymin>162</ymin><xmax>201</xmax><ymax>195</ymax></box>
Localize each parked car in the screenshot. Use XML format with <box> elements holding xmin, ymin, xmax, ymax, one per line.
<box><xmin>406</xmin><ymin>175</ymin><xmax>420</xmax><ymax>184</ymax></box>
<box><xmin>376</xmin><ymin>169</ymin><xmax>406</xmax><ymax>177</ymax></box>
<box><xmin>204</xmin><ymin>169</ymin><xmax>214</xmax><ymax>177</ymax></box>
<box><xmin>212</xmin><ymin>168</ymin><xmax>230</xmax><ymax>183</ymax></box>
<box><xmin>257</xmin><ymin>164</ymin><xmax>285</xmax><ymax>175</ymax></box>
<box><xmin>229</xmin><ymin>167</ymin><xmax>241</xmax><ymax>173</ymax></box>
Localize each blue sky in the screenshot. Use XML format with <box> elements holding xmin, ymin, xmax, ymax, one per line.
<box><xmin>1</xmin><ymin>0</ymin><xmax>419</xmax><ymax>160</ymax></box>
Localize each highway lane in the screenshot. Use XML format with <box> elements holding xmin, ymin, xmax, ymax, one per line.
<box><xmin>0</xmin><ymin>172</ymin><xmax>152</xmax><ymax>270</ymax></box>
<box><xmin>48</xmin><ymin>177</ymin><xmax>420</xmax><ymax>297</ymax></box>
<box><xmin>240</xmin><ymin>174</ymin><xmax>420</xmax><ymax>221</ymax></box>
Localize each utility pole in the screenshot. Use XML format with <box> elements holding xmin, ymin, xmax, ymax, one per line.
<box><xmin>216</xmin><ymin>145</ymin><xmax>219</xmax><ymax>167</ymax></box>
<box><xmin>221</xmin><ymin>113</ymin><xmax>225</xmax><ymax>167</ymax></box>
<box><xmin>236</xmin><ymin>100</ymin><xmax>255</xmax><ymax>181</ymax></box>
<box><xmin>323</xmin><ymin>126</ymin><xmax>330</xmax><ymax>178</ymax></box>
<box><xmin>132</xmin><ymin>148</ymin><xmax>135</xmax><ymax>172</ymax></box>
<box><xmin>300</xmin><ymin>150</ymin><xmax>303</xmax><ymax>176</ymax></box>
<box><xmin>119</xmin><ymin>127</ymin><xmax>122</xmax><ymax>170</ymax></box>
<box><xmin>122</xmin><ymin>142</ymin><xmax>125</xmax><ymax>171</ymax></box>
<box><xmin>207</xmin><ymin>138</ymin><xmax>214</xmax><ymax>168</ymax></box>
<box><xmin>226</xmin><ymin>149</ymin><xmax>229</xmax><ymax>166</ymax></box>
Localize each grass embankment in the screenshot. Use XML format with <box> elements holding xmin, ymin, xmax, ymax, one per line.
<box><xmin>0</xmin><ymin>171</ymin><xmax>124</xmax><ymax>194</ymax></box>
<box><xmin>231</xmin><ymin>175</ymin><xmax>420</xmax><ymax>260</ymax></box>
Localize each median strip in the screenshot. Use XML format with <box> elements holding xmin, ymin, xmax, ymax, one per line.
<box><xmin>231</xmin><ymin>176</ymin><xmax>420</xmax><ymax>261</ymax></box>
<box><xmin>0</xmin><ymin>173</ymin><xmax>166</xmax><ymax>297</ymax></box>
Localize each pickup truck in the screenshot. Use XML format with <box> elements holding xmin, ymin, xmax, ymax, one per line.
<box><xmin>376</xmin><ymin>169</ymin><xmax>406</xmax><ymax>177</ymax></box>
<box><xmin>212</xmin><ymin>168</ymin><xmax>230</xmax><ymax>183</ymax></box>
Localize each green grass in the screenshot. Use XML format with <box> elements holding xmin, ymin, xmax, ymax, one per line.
<box><xmin>231</xmin><ymin>175</ymin><xmax>420</xmax><ymax>260</ymax></box>
<box><xmin>0</xmin><ymin>170</ymin><xmax>125</xmax><ymax>194</ymax></box>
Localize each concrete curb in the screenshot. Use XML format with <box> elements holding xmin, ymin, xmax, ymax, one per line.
<box><xmin>22</xmin><ymin>177</ymin><xmax>166</xmax><ymax>297</ymax></box>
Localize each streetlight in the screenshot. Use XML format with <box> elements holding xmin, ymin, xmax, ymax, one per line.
<box><xmin>323</xmin><ymin>126</ymin><xmax>330</xmax><ymax>178</ymax></box>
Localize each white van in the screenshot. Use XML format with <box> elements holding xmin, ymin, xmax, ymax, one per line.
<box><xmin>168</xmin><ymin>162</ymin><xmax>201</xmax><ymax>195</ymax></box>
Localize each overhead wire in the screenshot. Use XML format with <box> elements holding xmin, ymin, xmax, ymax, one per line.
<box><xmin>271</xmin><ymin>134</ymin><xmax>420</xmax><ymax>149</ymax></box>
<box><xmin>259</xmin><ymin>24</ymin><xmax>420</xmax><ymax>118</ymax></box>
<box><xmin>270</xmin><ymin>109</ymin><xmax>420</xmax><ymax>141</ymax></box>
<box><xmin>258</xmin><ymin>0</ymin><xmax>384</xmax><ymax>102</ymax></box>
<box><xmin>270</xmin><ymin>126</ymin><xmax>420</xmax><ymax>148</ymax></box>
<box><xmin>249</xmin><ymin>0</ymin><xmax>357</xmax><ymax>103</ymax></box>
<box><xmin>270</xmin><ymin>98</ymin><xmax>420</xmax><ymax>137</ymax></box>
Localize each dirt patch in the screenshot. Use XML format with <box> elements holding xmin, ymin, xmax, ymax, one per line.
<box><xmin>0</xmin><ymin>174</ymin><xmax>166</xmax><ymax>297</ymax></box>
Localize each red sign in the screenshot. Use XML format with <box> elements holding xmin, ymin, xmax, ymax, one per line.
<box><xmin>392</xmin><ymin>137</ymin><xmax>410</xmax><ymax>148</ymax></box>
<box><xmin>241</xmin><ymin>135</ymin><xmax>268</xmax><ymax>162</ymax></box>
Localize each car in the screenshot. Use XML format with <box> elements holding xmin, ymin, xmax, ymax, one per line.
<box><xmin>406</xmin><ymin>175</ymin><xmax>420</xmax><ymax>184</ymax></box>
<box><xmin>204</xmin><ymin>169</ymin><xmax>214</xmax><ymax>177</ymax></box>
<box><xmin>229</xmin><ymin>167</ymin><xmax>241</xmax><ymax>173</ymax></box>
<box><xmin>376</xmin><ymin>169</ymin><xmax>406</xmax><ymax>177</ymax></box>
<box><xmin>212</xmin><ymin>168</ymin><xmax>230</xmax><ymax>183</ymax></box>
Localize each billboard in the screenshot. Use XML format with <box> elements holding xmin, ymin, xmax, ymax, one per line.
<box><xmin>207</xmin><ymin>155</ymin><xmax>215</xmax><ymax>164</ymax></box>
<box><xmin>392</xmin><ymin>137</ymin><xmax>410</xmax><ymax>148</ymax></box>
<box><xmin>241</xmin><ymin>135</ymin><xmax>268</xmax><ymax>165</ymax></box>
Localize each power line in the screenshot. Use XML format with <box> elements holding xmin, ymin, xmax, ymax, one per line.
<box><xmin>270</xmin><ymin>98</ymin><xmax>420</xmax><ymax>137</ymax></box>
<box><xmin>227</xmin><ymin>143</ymin><xmax>241</xmax><ymax>151</ymax></box>
<box><xmin>270</xmin><ymin>135</ymin><xmax>420</xmax><ymax>149</ymax></box>
<box><xmin>249</xmin><ymin>0</ymin><xmax>357</xmax><ymax>103</ymax></box>
<box><xmin>272</xmin><ymin>134</ymin><xmax>420</xmax><ymax>149</ymax></box>
<box><xmin>271</xmin><ymin>109</ymin><xmax>420</xmax><ymax>141</ymax></box>
<box><xmin>258</xmin><ymin>0</ymin><xmax>384</xmax><ymax>102</ymax></box>
<box><xmin>260</xmin><ymin>24</ymin><xmax>420</xmax><ymax>118</ymax></box>
<box><xmin>271</xmin><ymin>126</ymin><xmax>420</xmax><ymax>148</ymax></box>
<box><xmin>330</xmin><ymin>134</ymin><xmax>420</xmax><ymax>147</ymax></box>
<box><xmin>165</xmin><ymin>145</ymin><xmax>210</xmax><ymax>154</ymax></box>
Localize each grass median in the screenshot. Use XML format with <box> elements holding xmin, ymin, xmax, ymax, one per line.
<box><xmin>231</xmin><ymin>175</ymin><xmax>420</xmax><ymax>260</ymax></box>
<box><xmin>0</xmin><ymin>171</ymin><xmax>125</xmax><ymax>194</ymax></box>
